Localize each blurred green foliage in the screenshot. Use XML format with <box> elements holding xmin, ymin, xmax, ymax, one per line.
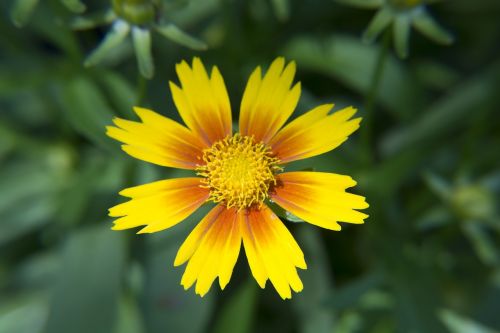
<box><xmin>1</xmin><ymin>0</ymin><xmax>500</xmax><ymax>332</ymax></box>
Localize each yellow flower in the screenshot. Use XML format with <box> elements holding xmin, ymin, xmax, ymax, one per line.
<box><xmin>106</xmin><ymin>57</ymin><xmax>369</xmax><ymax>299</ymax></box>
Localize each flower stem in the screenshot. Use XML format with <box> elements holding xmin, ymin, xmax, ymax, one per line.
<box><xmin>136</xmin><ymin>73</ymin><xmax>147</xmax><ymax>105</ymax></box>
<box><xmin>361</xmin><ymin>31</ymin><xmax>390</xmax><ymax>166</ymax></box>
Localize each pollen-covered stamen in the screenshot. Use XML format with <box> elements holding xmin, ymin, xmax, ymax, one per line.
<box><xmin>196</xmin><ymin>133</ymin><xmax>282</xmax><ymax>209</ymax></box>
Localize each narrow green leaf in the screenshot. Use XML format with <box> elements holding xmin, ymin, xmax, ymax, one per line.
<box><xmin>381</xmin><ymin>62</ymin><xmax>500</xmax><ymax>155</ymax></box>
<box><xmin>0</xmin><ymin>161</ymin><xmax>60</xmax><ymax>246</ymax></box>
<box><xmin>155</xmin><ymin>24</ymin><xmax>208</xmax><ymax>50</ymax></box>
<box><xmin>423</xmin><ymin>172</ymin><xmax>452</xmax><ymax>200</ymax></box>
<box><xmin>414</xmin><ymin>60</ymin><xmax>460</xmax><ymax>90</ymax></box>
<box><xmin>0</xmin><ymin>293</ymin><xmax>48</xmax><ymax>333</ymax></box>
<box><xmin>285</xmin><ymin>210</ymin><xmax>305</xmax><ymax>223</ymax></box>
<box><xmin>412</xmin><ymin>10</ymin><xmax>454</xmax><ymax>45</ymax></box>
<box><xmin>268</xmin><ymin>200</ymin><xmax>304</xmax><ymax>222</ymax></box>
<box><xmin>325</xmin><ymin>272</ymin><xmax>383</xmax><ymax>310</ymax></box>
<box><xmin>462</xmin><ymin>223</ymin><xmax>499</xmax><ymax>266</ymax></box>
<box><xmin>141</xmin><ymin>237</ymin><xmax>214</xmax><ymax>333</ymax></box>
<box><xmin>57</xmin><ymin>76</ymin><xmax>116</xmax><ymax>150</ymax></box>
<box><xmin>292</xmin><ymin>228</ymin><xmax>336</xmax><ymax>333</ymax></box>
<box><xmin>10</xmin><ymin>0</ymin><xmax>40</xmax><ymax>27</ymax></box>
<box><xmin>438</xmin><ymin>309</ymin><xmax>499</xmax><ymax>333</ymax></box>
<box><xmin>284</xmin><ymin>35</ymin><xmax>424</xmax><ymax>120</ymax></box>
<box><xmin>212</xmin><ymin>279</ymin><xmax>257</xmax><ymax>333</ymax></box>
<box><xmin>393</xmin><ymin>14</ymin><xmax>411</xmax><ymax>58</ymax></box>
<box><xmin>97</xmin><ymin>71</ymin><xmax>137</xmax><ymax>118</ymax></box>
<box><xmin>270</xmin><ymin>0</ymin><xmax>290</xmax><ymax>21</ymax></box>
<box><xmin>85</xmin><ymin>20</ymin><xmax>130</xmax><ymax>67</ymax></box>
<box><xmin>114</xmin><ymin>295</ymin><xmax>145</xmax><ymax>333</ymax></box>
<box><xmin>335</xmin><ymin>0</ymin><xmax>383</xmax><ymax>9</ymax></box>
<box><xmin>390</xmin><ymin>253</ymin><xmax>446</xmax><ymax>332</ymax></box>
<box><xmin>132</xmin><ymin>27</ymin><xmax>154</xmax><ymax>79</ymax></box>
<box><xmin>13</xmin><ymin>251</ymin><xmax>61</xmax><ymax>290</ymax></box>
<box><xmin>44</xmin><ymin>226</ymin><xmax>127</xmax><ymax>333</ymax></box>
<box><xmin>362</xmin><ymin>8</ymin><xmax>394</xmax><ymax>43</ymax></box>
<box><xmin>416</xmin><ymin>206</ymin><xmax>453</xmax><ymax>231</ymax></box>
<box><xmin>70</xmin><ymin>10</ymin><xmax>116</xmax><ymax>30</ymax></box>
<box><xmin>60</xmin><ymin>0</ymin><xmax>86</xmax><ymax>13</ymax></box>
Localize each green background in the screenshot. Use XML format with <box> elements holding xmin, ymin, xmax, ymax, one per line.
<box><xmin>1</xmin><ymin>0</ymin><xmax>499</xmax><ymax>332</ymax></box>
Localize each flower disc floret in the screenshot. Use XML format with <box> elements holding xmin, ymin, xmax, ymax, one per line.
<box><xmin>196</xmin><ymin>133</ymin><xmax>282</xmax><ymax>209</ymax></box>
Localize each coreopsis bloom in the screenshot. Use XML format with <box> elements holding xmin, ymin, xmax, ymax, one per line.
<box><xmin>106</xmin><ymin>57</ymin><xmax>369</xmax><ymax>299</ymax></box>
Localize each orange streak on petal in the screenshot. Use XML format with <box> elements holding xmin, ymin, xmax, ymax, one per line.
<box><xmin>270</xmin><ymin>105</ymin><xmax>360</xmax><ymax>163</ymax></box>
<box><xmin>270</xmin><ymin>172</ymin><xmax>369</xmax><ymax>231</ymax></box>
<box><xmin>177</xmin><ymin>205</ymin><xmax>241</xmax><ymax>296</ymax></box>
<box><xmin>241</xmin><ymin>205</ymin><xmax>305</xmax><ymax>299</ymax></box>
<box><xmin>109</xmin><ymin>177</ymin><xmax>209</xmax><ymax>233</ymax></box>
<box><xmin>171</xmin><ymin>58</ymin><xmax>232</xmax><ymax>145</ymax></box>
<box><xmin>106</xmin><ymin>107</ymin><xmax>205</xmax><ymax>169</ymax></box>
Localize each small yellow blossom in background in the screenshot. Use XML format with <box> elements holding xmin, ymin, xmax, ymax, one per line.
<box><xmin>106</xmin><ymin>58</ymin><xmax>369</xmax><ymax>299</ymax></box>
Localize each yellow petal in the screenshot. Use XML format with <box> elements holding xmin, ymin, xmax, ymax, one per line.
<box><xmin>270</xmin><ymin>172</ymin><xmax>369</xmax><ymax>231</ymax></box>
<box><xmin>106</xmin><ymin>107</ymin><xmax>206</xmax><ymax>169</ymax></box>
<box><xmin>270</xmin><ymin>105</ymin><xmax>361</xmax><ymax>163</ymax></box>
<box><xmin>240</xmin><ymin>205</ymin><xmax>306</xmax><ymax>299</ymax></box>
<box><xmin>109</xmin><ymin>177</ymin><xmax>209</xmax><ymax>233</ymax></box>
<box><xmin>239</xmin><ymin>57</ymin><xmax>301</xmax><ymax>143</ymax></box>
<box><xmin>176</xmin><ymin>205</ymin><xmax>242</xmax><ymax>297</ymax></box>
<box><xmin>239</xmin><ymin>210</ymin><xmax>268</xmax><ymax>288</ymax></box>
<box><xmin>170</xmin><ymin>58</ymin><xmax>232</xmax><ymax>146</ymax></box>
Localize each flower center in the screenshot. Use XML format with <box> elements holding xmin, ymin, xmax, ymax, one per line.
<box><xmin>196</xmin><ymin>133</ymin><xmax>282</xmax><ymax>209</ymax></box>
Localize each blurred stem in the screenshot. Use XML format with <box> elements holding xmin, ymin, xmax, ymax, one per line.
<box><xmin>361</xmin><ymin>31</ymin><xmax>390</xmax><ymax>166</ymax></box>
<box><xmin>136</xmin><ymin>74</ymin><xmax>147</xmax><ymax>105</ymax></box>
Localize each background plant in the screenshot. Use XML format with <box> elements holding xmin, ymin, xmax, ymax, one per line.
<box><xmin>1</xmin><ymin>0</ymin><xmax>499</xmax><ymax>332</ymax></box>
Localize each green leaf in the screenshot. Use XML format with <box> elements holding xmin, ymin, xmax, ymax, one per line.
<box><xmin>363</xmin><ymin>8</ymin><xmax>394</xmax><ymax>43</ymax></box>
<box><xmin>10</xmin><ymin>0</ymin><xmax>40</xmax><ymax>27</ymax></box>
<box><xmin>360</xmin><ymin>148</ymin><xmax>424</xmax><ymax>197</ymax></box>
<box><xmin>70</xmin><ymin>10</ymin><xmax>116</xmax><ymax>30</ymax></box>
<box><xmin>97</xmin><ymin>71</ymin><xmax>137</xmax><ymax>118</ymax></box>
<box><xmin>462</xmin><ymin>223</ymin><xmax>499</xmax><ymax>267</ymax></box>
<box><xmin>380</xmin><ymin>62</ymin><xmax>499</xmax><ymax>155</ymax></box>
<box><xmin>393</xmin><ymin>14</ymin><xmax>411</xmax><ymax>58</ymax></box>
<box><xmin>438</xmin><ymin>309</ymin><xmax>499</xmax><ymax>333</ymax></box>
<box><xmin>325</xmin><ymin>272</ymin><xmax>383</xmax><ymax>310</ymax></box>
<box><xmin>268</xmin><ymin>201</ymin><xmax>304</xmax><ymax>223</ymax></box>
<box><xmin>292</xmin><ymin>228</ymin><xmax>335</xmax><ymax>333</ymax></box>
<box><xmin>114</xmin><ymin>295</ymin><xmax>145</xmax><ymax>333</ymax></box>
<box><xmin>416</xmin><ymin>206</ymin><xmax>453</xmax><ymax>231</ymax></box>
<box><xmin>132</xmin><ymin>27</ymin><xmax>154</xmax><ymax>79</ymax></box>
<box><xmin>12</xmin><ymin>251</ymin><xmax>61</xmax><ymax>290</ymax></box>
<box><xmin>284</xmin><ymin>35</ymin><xmax>424</xmax><ymax>120</ymax></box>
<box><xmin>285</xmin><ymin>210</ymin><xmax>305</xmax><ymax>223</ymax></box>
<box><xmin>0</xmin><ymin>161</ymin><xmax>60</xmax><ymax>246</ymax></box>
<box><xmin>423</xmin><ymin>172</ymin><xmax>452</xmax><ymax>200</ymax></box>
<box><xmin>270</xmin><ymin>0</ymin><xmax>290</xmax><ymax>21</ymax></box>
<box><xmin>414</xmin><ymin>60</ymin><xmax>460</xmax><ymax>90</ymax></box>
<box><xmin>412</xmin><ymin>10</ymin><xmax>454</xmax><ymax>45</ymax></box>
<box><xmin>212</xmin><ymin>279</ymin><xmax>257</xmax><ymax>333</ymax></box>
<box><xmin>56</xmin><ymin>76</ymin><xmax>116</xmax><ymax>150</ymax></box>
<box><xmin>390</xmin><ymin>250</ymin><xmax>446</xmax><ymax>332</ymax></box>
<box><xmin>334</xmin><ymin>0</ymin><xmax>383</xmax><ymax>9</ymax></box>
<box><xmin>0</xmin><ymin>293</ymin><xmax>48</xmax><ymax>333</ymax></box>
<box><xmin>44</xmin><ymin>226</ymin><xmax>127</xmax><ymax>333</ymax></box>
<box><xmin>141</xmin><ymin>236</ymin><xmax>214</xmax><ymax>333</ymax></box>
<box><xmin>155</xmin><ymin>24</ymin><xmax>208</xmax><ymax>50</ymax></box>
<box><xmin>55</xmin><ymin>156</ymin><xmax>128</xmax><ymax>227</ymax></box>
<box><xmin>85</xmin><ymin>20</ymin><xmax>130</xmax><ymax>67</ymax></box>
<box><xmin>60</xmin><ymin>0</ymin><xmax>86</xmax><ymax>13</ymax></box>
